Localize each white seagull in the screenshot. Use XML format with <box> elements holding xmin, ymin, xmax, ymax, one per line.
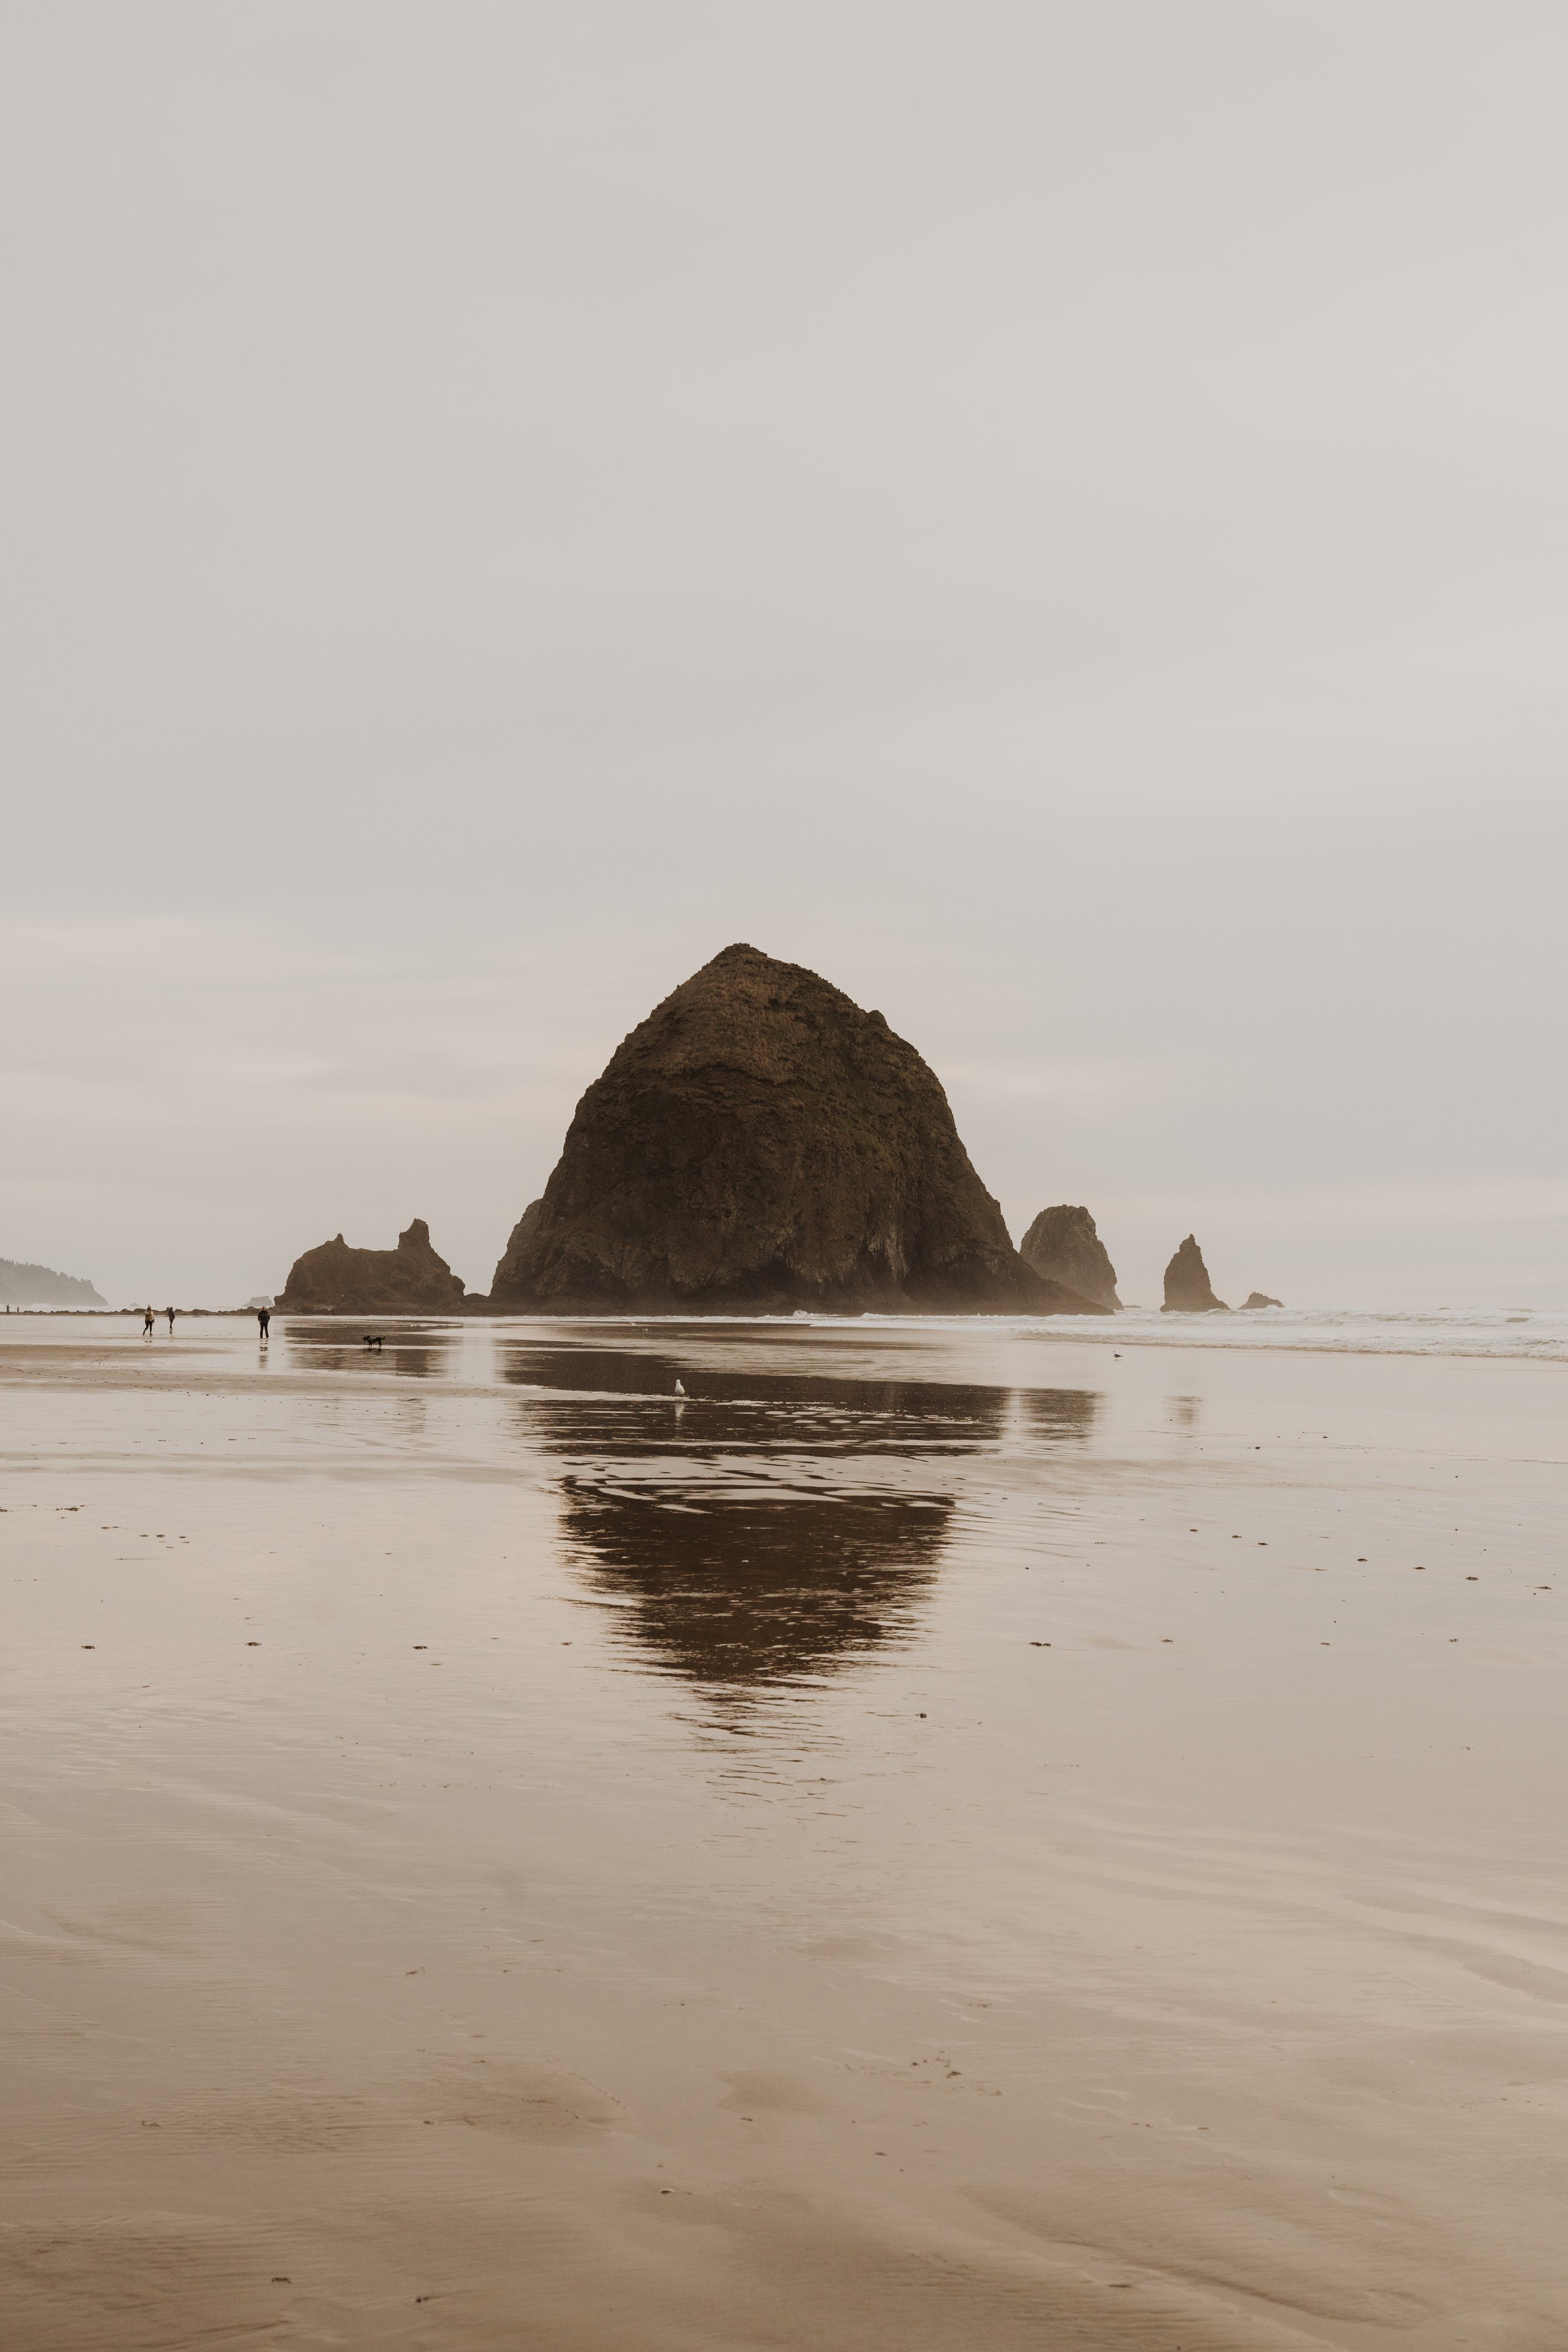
<box><xmin>674</xmin><ymin>1378</ymin><xmax>686</xmax><ymax>1397</ymax></box>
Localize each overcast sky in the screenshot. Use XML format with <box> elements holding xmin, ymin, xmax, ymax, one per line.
<box><xmin>4</xmin><ymin>2</ymin><xmax>1565</xmax><ymax>1310</ymax></box>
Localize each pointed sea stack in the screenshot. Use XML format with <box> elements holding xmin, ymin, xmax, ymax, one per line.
<box><xmin>278</xmin><ymin>1220</ymin><xmax>467</xmax><ymax>1315</ymax></box>
<box><xmin>1019</xmin><ymin>1205</ymin><xmax>1121</xmax><ymax>1310</ymax></box>
<box><xmin>490</xmin><ymin>944</ymin><xmax>1108</xmax><ymax>1316</ymax></box>
<box><xmin>1162</xmin><ymin>1235</ymin><xmax>1229</xmax><ymax>1312</ymax></box>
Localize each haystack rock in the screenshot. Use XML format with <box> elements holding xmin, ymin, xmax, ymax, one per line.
<box><xmin>1019</xmin><ymin>1205</ymin><xmax>1121</xmax><ymax>1310</ymax></box>
<box><xmin>278</xmin><ymin>1220</ymin><xmax>467</xmax><ymax>1315</ymax></box>
<box><xmin>1241</xmin><ymin>1291</ymin><xmax>1283</xmax><ymax>1310</ymax></box>
<box><xmin>490</xmin><ymin>944</ymin><xmax>1108</xmax><ymax>1316</ymax></box>
<box><xmin>1162</xmin><ymin>1235</ymin><xmax>1229</xmax><ymax>1312</ymax></box>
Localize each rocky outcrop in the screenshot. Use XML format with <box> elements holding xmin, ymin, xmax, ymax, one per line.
<box><xmin>1019</xmin><ymin>1205</ymin><xmax>1121</xmax><ymax>1310</ymax></box>
<box><xmin>1240</xmin><ymin>1291</ymin><xmax>1282</xmax><ymax>1310</ymax></box>
<box><xmin>278</xmin><ymin>1220</ymin><xmax>467</xmax><ymax>1315</ymax></box>
<box><xmin>1162</xmin><ymin>1235</ymin><xmax>1229</xmax><ymax>1312</ymax></box>
<box><xmin>490</xmin><ymin>943</ymin><xmax>1108</xmax><ymax>1316</ymax></box>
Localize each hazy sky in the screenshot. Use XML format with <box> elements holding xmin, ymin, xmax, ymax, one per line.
<box><xmin>5</xmin><ymin>2</ymin><xmax>1565</xmax><ymax>1309</ymax></box>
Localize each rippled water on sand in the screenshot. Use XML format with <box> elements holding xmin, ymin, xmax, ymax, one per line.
<box><xmin>3</xmin><ymin>1313</ymin><xmax>1566</xmax><ymax>2348</ymax></box>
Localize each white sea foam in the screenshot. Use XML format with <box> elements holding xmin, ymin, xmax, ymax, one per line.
<box><xmin>1013</xmin><ymin>1303</ymin><xmax>1568</xmax><ymax>1362</ymax></box>
<box><xmin>531</xmin><ymin>1304</ymin><xmax>1568</xmax><ymax>1362</ymax></box>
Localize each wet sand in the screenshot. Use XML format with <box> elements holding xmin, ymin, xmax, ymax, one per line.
<box><xmin>2</xmin><ymin>1315</ymin><xmax>1565</xmax><ymax>2348</ymax></box>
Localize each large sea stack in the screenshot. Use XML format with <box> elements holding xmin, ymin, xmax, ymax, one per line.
<box><xmin>1162</xmin><ymin>1235</ymin><xmax>1229</xmax><ymax>1312</ymax></box>
<box><xmin>1019</xmin><ymin>1205</ymin><xmax>1121</xmax><ymax>1310</ymax></box>
<box><xmin>278</xmin><ymin>1220</ymin><xmax>467</xmax><ymax>1315</ymax></box>
<box><xmin>490</xmin><ymin>944</ymin><xmax>1108</xmax><ymax>1316</ymax></box>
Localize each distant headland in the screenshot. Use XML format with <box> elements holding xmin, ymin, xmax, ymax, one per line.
<box><xmin>0</xmin><ymin>1256</ymin><xmax>106</xmax><ymax>1308</ymax></box>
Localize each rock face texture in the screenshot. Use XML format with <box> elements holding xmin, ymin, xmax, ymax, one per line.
<box><xmin>1162</xmin><ymin>1236</ymin><xmax>1229</xmax><ymax>1312</ymax></box>
<box><xmin>278</xmin><ymin>1220</ymin><xmax>467</xmax><ymax>1315</ymax></box>
<box><xmin>1019</xmin><ymin>1205</ymin><xmax>1121</xmax><ymax>1310</ymax></box>
<box><xmin>1241</xmin><ymin>1291</ymin><xmax>1283</xmax><ymax>1310</ymax></box>
<box><xmin>490</xmin><ymin>943</ymin><xmax>1108</xmax><ymax>1316</ymax></box>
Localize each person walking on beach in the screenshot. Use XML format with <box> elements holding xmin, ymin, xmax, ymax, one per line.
<box><xmin>142</xmin><ymin>1305</ymin><xmax>155</xmax><ymax>1339</ymax></box>
<box><xmin>257</xmin><ymin>1306</ymin><xmax>270</xmax><ymax>1342</ymax></box>
<box><xmin>166</xmin><ymin>1306</ymin><xmax>176</xmax><ymax>1333</ymax></box>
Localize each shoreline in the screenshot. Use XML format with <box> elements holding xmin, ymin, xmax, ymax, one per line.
<box><xmin>6</xmin><ymin>1301</ymin><xmax>1566</xmax><ymax>1369</ymax></box>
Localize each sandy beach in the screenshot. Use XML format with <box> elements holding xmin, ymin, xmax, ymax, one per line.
<box><xmin>3</xmin><ymin>1313</ymin><xmax>1565</xmax><ymax>2349</ymax></box>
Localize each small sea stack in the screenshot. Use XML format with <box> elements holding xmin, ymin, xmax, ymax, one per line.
<box><xmin>1018</xmin><ymin>1205</ymin><xmax>1121</xmax><ymax>1310</ymax></box>
<box><xmin>1241</xmin><ymin>1291</ymin><xmax>1283</xmax><ymax>1310</ymax></box>
<box><xmin>278</xmin><ymin>1220</ymin><xmax>467</xmax><ymax>1315</ymax></box>
<box><xmin>1162</xmin><ymin>1235</ymin><xmax>1229</xmax><ymax>1313</ymax></box>
<box><xmin>490</xmin><ymin>943</ymin><xmax>1108</xmax><ymax>1316</ymax></box>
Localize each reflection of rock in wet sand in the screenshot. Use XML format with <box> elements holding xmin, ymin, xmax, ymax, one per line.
<box><xmin>563</xmin><ymin>1483</ymin><xmax>951</xmax><ymax>1690</ymax></box>
<box><xmin>519</xmin><ymin>1342</ymin><xmax>1094</xmax><ymax>1693</ymax></box>
<box><xmin>504</xmin><ymin>1344</ymin><xmax>1013</xmax><ymax>1458</ymax></box>
<box><xmin>1017</xmin><ymin>1387</ymin><xmax>1099</xmax><ymax>1444</ymax></box>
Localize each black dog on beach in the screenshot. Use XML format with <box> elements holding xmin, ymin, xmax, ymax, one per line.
<box><xmin>363</xmin><ymin>1335</ymin><xmax>384</xmax><ymax>1351</ymax></box>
